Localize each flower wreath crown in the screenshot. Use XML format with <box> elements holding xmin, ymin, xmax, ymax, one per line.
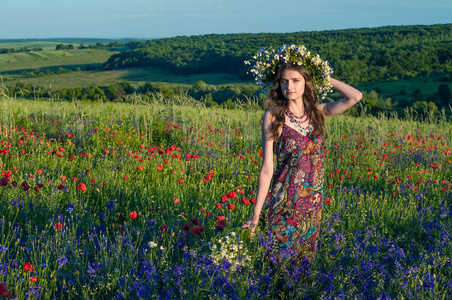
<box><xmin>245</xmin><ymin>44</ymin><xmax>334</xmax><ymax>99</ymax></box>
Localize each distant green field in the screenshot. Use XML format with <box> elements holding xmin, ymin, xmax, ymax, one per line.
<box><xmin>357</xmin><ymin>75</ymin><xmax>452</xmax><ymax>104</ymax></box>
<box><xmin>0</xmin><ymin>41</ymin><xmax>75</xmax><ymax>51</ymax></box>
<box><xmin>0</xmin><ymin>49</ymin><xmax>117</xmax><ymax>73</ymax></box>
<box><xmin>0</xmin><ymin>38</ymin><xmax>143</xmax><ymax>49</ymax></box>
<box><xmin>1</xmin><ymin>67</ymin><xmax>247</xmax><ymax>89</ymax></box>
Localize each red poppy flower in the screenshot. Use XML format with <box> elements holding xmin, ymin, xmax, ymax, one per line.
<box><xmin>190</xmin><ymin>218</ymin><xmax>199</xmax><ymax>226</ymax></box>
<box><xmin>250</xmin><ymin>198</ymin><xmax>256</xmax><ymax>204</ymax></box>
<box><xmin>215</xmin><ymin>216</ymin><xmax>225</xmax><ymax>221</ymax></box>
<box><xmin>182</xmin><ymin>224</ymin><xmax>190</xmax><ymax>232</ymax></box>
<box><xmin>216</xmin><ymin>219</ymin><xmax>226</xmax><ymax>231</ymax></box>
<box><xmin>128</xmin><ymin>211</ymin><xmax>138</xmax><ymax>219</ymax></box>
<box><xmin>77</xmin><ymin>183</ymin><xmax>86</xmax><ymax>192</ymax></box>
<box><xmin>216</xmin><ymin>203</ymin><xmax>223</xmax><ymax>209</ymax></box>
<box><xmin>205</xmin><ymin>175</ymin><xmax>212</xmax><ymax>181</ymax></box>
<box><xmin>190</xmin><ymin>226</ymin><xmax>205</xmax><ymax>236</ymax></box>
<box><xmin>208</xmin><ymin>170</ymin><xmax>214</xmax><ymax>175</ymax></box>
<box><xmin>173</xmin><ymin>198</ymin><xmax>180</xmax><ymax>204</ymax></box>
<box><xmin>0</xmin><ymin>282</ymin><xmax>12</xmax><ymax>298</ymax></box>
<box><xmin>58</xmin><ymin>184</ymin><xmax>65</xmax><ymax>190</ymax></box>
<box><xmin>241</xmin><ymin>198</ymin><xmax>250</xmax><ymax>205</ymax></box>
<box><xmin>23</xmin><ymin>262</ymin><xmax>34</xmax><ymax>272</ymax></box>
<box><xmin>220</xmin><ymin>195</ymin><xmax>228</xmax><ymax>202</ymax></box>
<box><xmin>325</xmin><ymin>197</ymin><xmax>332</xmax><ymax>204</ymax></box>
<box><xmin>160</xmin><ymin>224</ymin><xmax>168</xmax><ymax>232</ymax></box>
<box><xmin>0</xmin><ymin>178</ymin><xmax>8</xmax><ymax>186</ymax></box>
<box><xmin>157</xmin><ymin>164</ymin><xmax>164</xmax><ymax>171</ymax></box>
<box><xmin>227</xmin><ymin>203</ymin><xmax>235</xmax><ymax>210</ymax></box>
<box><xmin>30</xmin><ymin>276</ymin><xmax>37</xmax><ymax>282</ymax></box>
<box><xmin>177</xmin><ymin>179</ymin><xmax>184</xmax><ymax>184</ymax></box>
<box><xmin>54</xmin><ymin>223</ymin><xmax>63</xmax><ymax>230</ymax></box>
<box><xmin>137</xmin><ymin>165</ymin><xmax>144</xmax><ymax>171</ymax></box>
<box><xmin>227</xmin><ymin>191</ymin><xmax>237</xmax><ymax>199</ymax></box>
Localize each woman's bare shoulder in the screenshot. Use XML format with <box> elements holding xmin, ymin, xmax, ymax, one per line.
<box><xmin>263</xmin><ymin>110</ymin><xmax>276</xmax><ymax>123</ymax></box>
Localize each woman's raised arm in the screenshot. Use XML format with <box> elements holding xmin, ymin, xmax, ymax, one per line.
<box><xmin>317</xmin><ymin>78</ymin><xmax>363</xmax><ymax>118</ymax></box>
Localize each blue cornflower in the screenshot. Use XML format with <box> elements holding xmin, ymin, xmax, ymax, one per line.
<box><xmin>57</xmin><ymin>256</ymin><xmax>68</xmax><ymax>269</ymax></box>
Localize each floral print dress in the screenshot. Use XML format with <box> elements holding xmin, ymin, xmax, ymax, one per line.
<box><xmin>268</xmin><ymin>124</ymin><xmax>325</xmax><ymax>263</ymax></box>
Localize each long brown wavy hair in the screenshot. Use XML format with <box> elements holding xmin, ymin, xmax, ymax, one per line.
<box><xmin>264</xmin><ymin>62</ymin><xmax>327</xmax><ymax>141</ymax></box>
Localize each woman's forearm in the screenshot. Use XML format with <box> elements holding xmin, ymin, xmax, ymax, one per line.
<box><xmin>319</xmin><ymin>78</ymin><xmax>363</xmax><ymax>118</ymax></box>
<box><xmin>251</xmin><ymin>166</ymin><xmax>273</xmax><ymax>220</ymax></box>
<box><xmin>330</xmin><ymin>78</ymin><xmax>362</xmax><ymax>103</ymax></box>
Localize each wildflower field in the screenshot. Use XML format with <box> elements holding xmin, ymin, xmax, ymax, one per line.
<box><xmin>0</xmin><ymin>95</ymin><xmax>451</xmax><ymax>299</ymax></box>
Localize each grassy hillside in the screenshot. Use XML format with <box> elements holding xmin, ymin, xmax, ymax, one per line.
<box><xmin>357</xmin><ymin>74</ymin><xmax>452</xmax><ymax>104</ymax></box>
<box><xmin>0</xmin><ymin>49</ymin><xmax>117</xmax><ymax>74</ymax></box>
<box><xmin>1</xmin><ymin>67</ymin><xmax>245</xmax><ymax>89</ymax></box>
<box><xmin>0</xmin><ymin>38</ymin><xmax>144</xmax><ymax>49</ymax></box>
<box><xmin>0</xmin><ymin>41</ymin><xmax>73</xmax><ymax>51</ymax></box>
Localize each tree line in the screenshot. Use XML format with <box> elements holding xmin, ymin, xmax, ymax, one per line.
<box><xmin>3</xmin><ymin>81</ymin><xmax>260</xmax><ymax>106</ymax></box>
<box><xmin>4</xmin><ymin>78</ymin><xmax>450</xmax><ymax>119</ymax></box>
<box><xmin>55</xmin><ymin>41</ymin><xmax>127</xmax><ymax>51</ymax></box>
<box><xmin>0</xmin><ymin>47</ymin><xmax>43</xmax><ymax>54</ymax></box>
<box><xmin>103</xmin><ymin>24</ymin><xmax>452</xmax><ymax>85</ymax></box>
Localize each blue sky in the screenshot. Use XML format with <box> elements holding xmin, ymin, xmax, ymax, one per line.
<box><xmin>1</xmin><ymin>0</ymin><xmax>451</xmax><ymax>39</ymax></box>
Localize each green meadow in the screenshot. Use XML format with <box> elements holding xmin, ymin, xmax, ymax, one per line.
<box><xmin>0</xmin><ymin>93</ymin><xmax>450</xmax><ymax>299</ymax></box>
<box><xmin>2</xmin><ymin>67</ymin><xmax>245</xmax><ymax>89</ymax></box>
<box><xmin>0</xmin><ymin>49</ymin><xmax>117</xmax><ymax>74</ymax></box>
<box><xmin>0</xmin><ymin>42</ymin><xmax>72</xmax><ymax>51</ymax></box>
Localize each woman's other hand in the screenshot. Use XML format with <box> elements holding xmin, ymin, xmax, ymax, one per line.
<box><xmin>241</xmin><ymin>216</ymin><xmax>259</xmax><ymax>237</ymax></box>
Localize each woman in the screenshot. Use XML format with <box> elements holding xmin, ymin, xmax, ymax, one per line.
<box><xmin>242</xmin><ymin>45</ymin><xmax>362</xmax><ymax>264</ymax></box>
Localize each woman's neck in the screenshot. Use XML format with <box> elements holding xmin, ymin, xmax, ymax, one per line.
<box><xmin>288</xmin><ymin>99</ymin><xmax>305</xmax><ymax>116</ymax></box>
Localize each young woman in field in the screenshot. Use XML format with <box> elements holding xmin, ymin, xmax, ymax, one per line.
<box><xmin>241</xmin><ymin>45</ymin><xmax>362</xmax><ymax>264</ymax></box>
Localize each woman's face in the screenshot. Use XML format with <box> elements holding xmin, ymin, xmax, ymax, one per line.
<box><xmin>280</xmin><ymin>68</ymin><xmax>306</xmax><ymax>102</ymax></box>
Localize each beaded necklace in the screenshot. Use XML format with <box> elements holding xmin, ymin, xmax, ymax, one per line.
<box><xmin>285</xmin><ymin>110</ymin><xmax>313</xmax><ymax>136</ymax></box>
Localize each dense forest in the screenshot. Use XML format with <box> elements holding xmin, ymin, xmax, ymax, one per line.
<box><xmin>104</xmin><ymin>24</ymin><xmax>452</xmax><ymax>85</ymax></box>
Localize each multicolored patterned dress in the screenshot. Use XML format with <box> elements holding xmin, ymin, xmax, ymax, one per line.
<box><xmin>268</xmin><ymin>123</ymin><xmax>325</xmax><ymax>263</ymax></box>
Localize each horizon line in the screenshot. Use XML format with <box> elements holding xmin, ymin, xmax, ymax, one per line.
<box><xmin>1</xmin><ymin>23</ymin><xmax>450</xmax><ymax>41</ymax></box>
